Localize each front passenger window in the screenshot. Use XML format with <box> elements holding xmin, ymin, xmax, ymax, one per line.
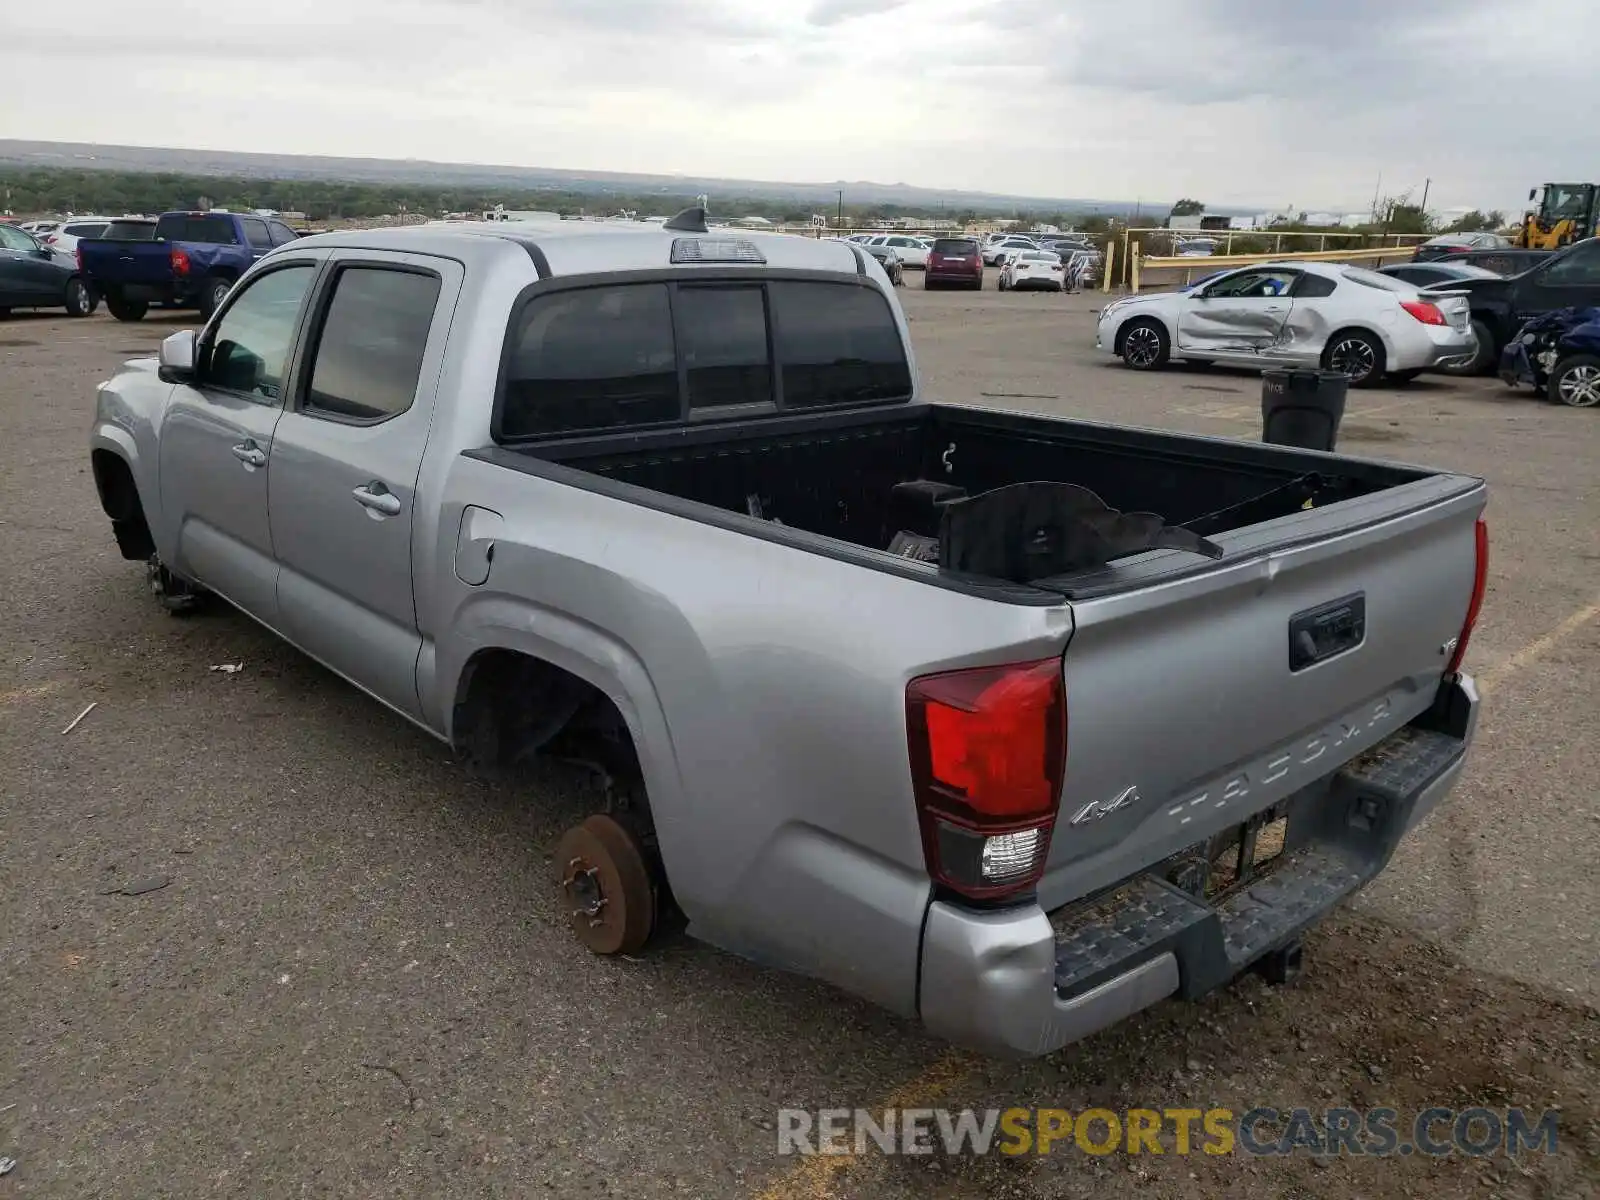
<box><xmin>204</xmin><ymin>265</ymin><xmax>316</xmax><ymax>401</ymax></box>
<box><xmin>0</xmin><ymin>225</ymin><xmax>36</xmax><ymax>252</ymax></box>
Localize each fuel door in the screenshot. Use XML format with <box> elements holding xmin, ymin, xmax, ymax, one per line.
<box><xmin>455</xmin><ymin>505</ymin><xmax>503</xmax><ymax>586</ymax></box>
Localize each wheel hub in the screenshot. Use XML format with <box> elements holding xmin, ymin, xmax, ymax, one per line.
<box><xmin>561</xmin><ymin>861</ymin><xmax>607</xmax><ymax>922</ymax></box>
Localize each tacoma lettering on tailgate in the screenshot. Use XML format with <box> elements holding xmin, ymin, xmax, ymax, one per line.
<box><xmin>1163</xmin><ymin>696</ymin><xmax>1395</xmax><ymax>827</ymax></box>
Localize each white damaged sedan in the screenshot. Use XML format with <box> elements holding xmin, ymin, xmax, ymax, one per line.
<box><xmin>1094</xmin><ymin>262</ymin><xmax>1477</xmax><ymax>386</ymax></box>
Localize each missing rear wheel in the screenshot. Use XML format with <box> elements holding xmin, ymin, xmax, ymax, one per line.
<box><xmin>555</xmin><ymin>814</ymin><xmax>657</xmax><ymax>955</ymax></box>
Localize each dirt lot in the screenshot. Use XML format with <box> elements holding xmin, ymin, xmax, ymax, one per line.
<box><xmin>1</xmin><ymin>274</ymin><xmax>1597</xmax><ymax>1199</ymax></box>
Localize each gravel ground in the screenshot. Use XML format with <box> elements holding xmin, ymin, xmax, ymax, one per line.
<box><xmin>1</xmin><ymin>273</ymin><xmax>1596</xmax><ymax>1199</ymax></box>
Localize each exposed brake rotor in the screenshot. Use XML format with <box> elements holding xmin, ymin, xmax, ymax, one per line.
<box><xmin>555</xmin><ymin>814</ymin><xmax>656</xmax><ymax>955</ymax></box>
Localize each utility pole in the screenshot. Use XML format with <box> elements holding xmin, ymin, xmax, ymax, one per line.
<box><xmin>1419</xmin><ymin>177</ymin><xmax>1431</xmax><ymax>219</ymax></box>
<box><xmin>836</xmin><ymin>190</ymin><xmax>843</xmax><ymax>229</ymax></box>
<box><xmin>1370</xmin><ymin>171</ymin><xmax>1383</xmax><ymax>222</ymax></box>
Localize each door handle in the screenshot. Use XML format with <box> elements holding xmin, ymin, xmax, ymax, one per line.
<box><xmin>1263</xmin><ymin>305</ymin><xmax>1286</xmax><ymax>312</ymax></box>
<box><xmin>352</xmin><ymin>482</ymin><xmax>402</xmax><ymax>517</ymax></box>
<box><xmin>230</xmin><ymin>441</ymin><xmax>267</xmax><ymax>468</ymax></box>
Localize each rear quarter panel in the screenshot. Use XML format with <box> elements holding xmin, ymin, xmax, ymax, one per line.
<box><xmin>426</xmin><ymin>453</ymin><xmax>1072</xmax><ymax>1012</ymax></box>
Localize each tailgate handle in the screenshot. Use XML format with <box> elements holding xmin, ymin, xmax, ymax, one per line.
<box><xmin>1289</xmin><ymin>593</ymin><xmax>1366</xmax><ymax>671</ymax></box>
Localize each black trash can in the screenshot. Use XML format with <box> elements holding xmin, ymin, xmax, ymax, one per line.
<box><xmin>1261</xmin><ymin>369</ymin><xmax>1349</xmax><ymax>451</ymax></box>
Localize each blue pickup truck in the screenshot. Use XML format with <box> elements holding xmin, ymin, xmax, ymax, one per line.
<box><xmin>77</xmin><ymin>210</ymin><xmax>302</xmax><ymax>322</ymax></box>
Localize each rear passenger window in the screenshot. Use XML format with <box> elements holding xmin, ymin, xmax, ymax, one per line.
<box><xmin>770</xmin><ymin>282</ymin><xmax>912</xmax><ymax>407</ymax></box>
<box><xmin>501</xmin><ymin>284</ymin><xmax>678</xmax><ymax>437</ymax></box>
<box><xmin>1290</xmin><ymin>273</ymin><xmax>1337</xmax><ymax>298</ymax></box>
<box><xmin>674</xmin><ymin>285</ymin><xmax>772</xmax><ymax>409</ymax></box>
<box><xmin>155</xmin><ymin>214</ymin><xmax>238</xmax><ymax>244</ymax></box>
<box><xmin>302</xmin><ymin>268</ymin><xmax>441</xmax><ymax>422</ymax></box>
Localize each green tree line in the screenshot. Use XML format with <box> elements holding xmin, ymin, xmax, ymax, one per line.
<box><xmin>0</xmin><ymin>166</ymin><xmax>1097</xmax><ymax>228</ymax></box>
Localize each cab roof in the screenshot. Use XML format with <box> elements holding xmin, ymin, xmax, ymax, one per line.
<box><xmin>283</xmin><ymin>218</ymin><xmax>868</xmax><ymax>280</ymax></box>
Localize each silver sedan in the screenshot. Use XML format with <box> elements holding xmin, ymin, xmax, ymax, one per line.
<box><xmin>1093</xmin><ymin>261</ymin><xmax>1477</xmax><ymax>386</ymax></box>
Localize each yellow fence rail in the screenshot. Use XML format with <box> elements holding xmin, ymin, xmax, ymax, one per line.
<box><xmin>1129</xmin><ymin>244</ymin><xmax>1416</xmax><ymax>292</ymax></box>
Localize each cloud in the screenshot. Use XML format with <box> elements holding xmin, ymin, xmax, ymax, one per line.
<box><xmin>0</xmin><ymin>0</ymin><xmax>1596</xmax><ymax>217</ymax></box>
<box><xmin>807</xmin><ymin>0</ymin><xmax>909</xmax><ymax>24</ymax></box>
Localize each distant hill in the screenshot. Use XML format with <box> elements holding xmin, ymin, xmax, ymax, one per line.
<box><xmin>0</xmin><ymin>139</ymin><xmax>1167</xmax><ymax>218</ymax></box>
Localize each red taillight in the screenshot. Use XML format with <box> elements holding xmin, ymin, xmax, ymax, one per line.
<box><xmin>1446</xmin><ymin>518</ymin><xmax>1488</xmax><ymax>675</ymax></box>
<box><xmin>43</xmin><ymin>234</ymin><xmax>57</xmax><ymax>245</ymax></box>
<box><xmin>171</xmin><ymin>247</ymin><xmax>191</xmax><ymax>276</ymax></box>
<box><xmin>1401</xmin><ymin>300</ymin><xmax>1447</xmax><ymax>326</ymax></box>
<box><xmin>906</xmin><ymin>658</ymin><xmax>1066</xmax><ymax>899</ymax></box>
<box><xmin>76</xmin><ymin>247</ymin><xmax>85</xmax><ymax>272</ymax></box>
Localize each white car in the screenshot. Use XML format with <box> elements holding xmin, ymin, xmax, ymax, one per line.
<box><xmin>38</xmin><ymin>216</ymin><xmax>115</xmax><ymax>254</ymax></box>
<box><xmin>983</xmin><ymin>235</ymin><xmax>1038</xmax><ymax>265</ymax></box>
<box><xmin>863</xmin><ymin>234</ymin><xmax>929</xmax><ymax>269</ymax></box>
<box><xmin>1094</xmin><ymin>261</ymin><xmax>1477</xmax><ymax>387</ymax></box>
<box><xmin>998</xmin><ymin>250</ymin><xmax>1066</xmax><ymax>292</ymax></box>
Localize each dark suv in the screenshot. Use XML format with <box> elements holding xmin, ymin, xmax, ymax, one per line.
<box><xmin>925</xmin><ymin>237</ymin><xmax>984</xmax><ymax>290</ymax></box>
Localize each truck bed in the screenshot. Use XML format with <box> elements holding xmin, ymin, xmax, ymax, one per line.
<box><xmin>498</xmin><ymin>401</ymin><xmax>1457</xmax><ymax>598</ymax></box>
<box><xmin>488</xmin><ymin>395</ymin><xmax>1485</xmax><ymax>945</ymax></box>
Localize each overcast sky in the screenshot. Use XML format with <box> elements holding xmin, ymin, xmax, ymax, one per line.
<box><xmin>4</xmin><ymin>0</ymin><xmax>1595</xmax><ymax>214</ymax></box>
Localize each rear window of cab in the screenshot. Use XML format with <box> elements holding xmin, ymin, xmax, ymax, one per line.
<box><xmin>497</xmin><ymin>278</ymin><xmax>913</xmax><ymax>440</ymax></box>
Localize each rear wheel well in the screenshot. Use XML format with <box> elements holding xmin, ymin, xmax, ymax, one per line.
<box><xmin>1322</xmin><ymin>326</ymin><xmax>1388</xmax><ymax>369</ymax></box>
<box><xmin>451</xmin><ymin>649</ymin><xmax>644</xmax><ymax>798</ymax></box>
<box><xmin>1470</xmin><ymin>311</ymin><xmax>1501</xmax><ymax>350</ymax></box>
<box><xmin>91</xmin><ymin>449</ymin><xmax>155</xmax><ymax>559</ymax></box>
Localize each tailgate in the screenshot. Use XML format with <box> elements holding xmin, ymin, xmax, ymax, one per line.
<box><xmin>79</xmin><ymin>240</ymin><xmax>172</xmax><ymax>285</ymax></box>
<box><xmin>1036</xmin><ymin>475</ymin><xmax>1485</xmax><ymax>909</ymax></box>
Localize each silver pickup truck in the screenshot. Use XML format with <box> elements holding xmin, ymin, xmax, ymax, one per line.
<box><xmin>89</xmin><ymin>213</ymin><xmax>1487</xmax><ymax>1059</ymax></box>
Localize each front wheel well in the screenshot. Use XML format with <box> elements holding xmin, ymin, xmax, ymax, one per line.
<box><xmin>451</xmin><ymin>648</ymin><xmax>644</xmax><ymax>799</ymax></box>
<box><xmin>91</xmin><ymin>449</ymin><xmax>155</xmax><ymax>559</ymax></box>
<box><xmin>1112</xmin><ymin>315</ymin><xmax>1163</xmax><ymax>356</ymax></box>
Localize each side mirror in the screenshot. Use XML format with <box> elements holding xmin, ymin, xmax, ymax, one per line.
<box><xmin>158</xmin><ymin>329</ymin><xmax>198</xmax><ymax>384</ymax></box>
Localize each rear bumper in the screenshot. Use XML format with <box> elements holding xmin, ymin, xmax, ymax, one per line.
<box><xmin>926</xmin><ymin>268</ymin><xmax>982</xmax><ymax>284</ymax></box>
<box><xmin>107</xmin><ymin>282</ymin><xmax>193</xmax><ymax>305</ymax></box>
<box><xmin>918</xmin><ymin>675</ymin><xmax>1478</xmax><ymax>1059</ymax></box>
<box><xmin>1425</xmin><ymin>338</ymin><xmax>1479</xmax><ymax>368</ymax></box>
<box><xmin>1393</xmin><ymin>324</ymin><xmax>1477</xmax><ymax>370</ymax></box>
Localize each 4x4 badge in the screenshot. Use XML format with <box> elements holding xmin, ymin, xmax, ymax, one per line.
<box><xmin>1070</xmin><ymin>785</ymin><xmax>1140</xmax><ymax>827</ymax></box>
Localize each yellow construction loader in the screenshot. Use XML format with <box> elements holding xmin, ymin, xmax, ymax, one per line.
<box><xmin>1517</xmin><ymin>183</ymin><xmax>1599</xmax><ymax>249</ymax></box>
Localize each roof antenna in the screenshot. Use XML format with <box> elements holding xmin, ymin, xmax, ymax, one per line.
<box><xmin>664</xmin><ymin>201</ymin><xmax>709</xmax><ymax>233</ymax></box>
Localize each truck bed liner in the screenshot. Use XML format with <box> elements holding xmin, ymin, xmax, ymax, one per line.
<box><xmin>507</xmin><ymin>402</ymin><xmax>1429</xmax><ymax>593</ymax></box>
